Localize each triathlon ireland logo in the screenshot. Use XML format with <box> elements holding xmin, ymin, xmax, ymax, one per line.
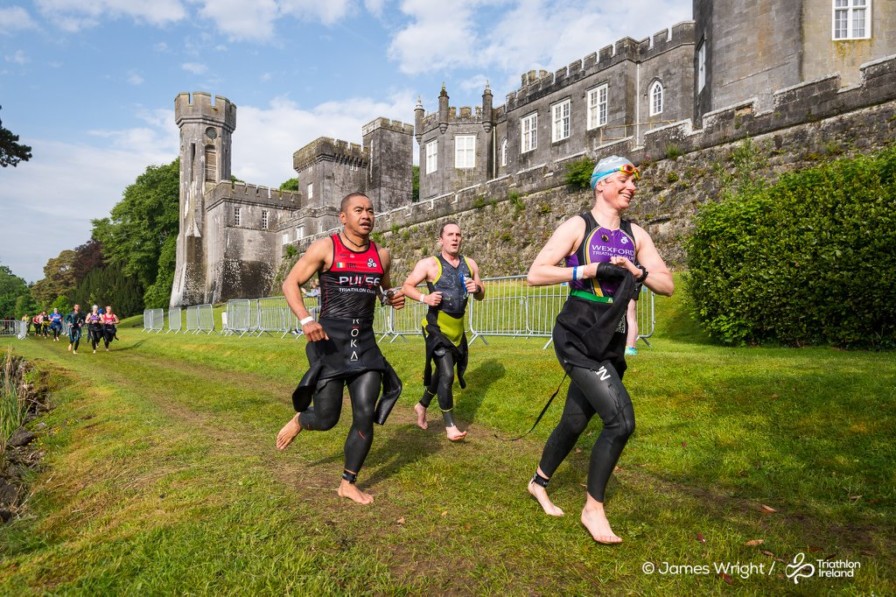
<box><xmin>785</xmin><ymin>552</ymin><xmax>861</xmax><ymax>584</ymax></box>
<box><xmin>785</xmin><ymin>553</ymin><xmax>815</xmax><ymax>584</ymax></box>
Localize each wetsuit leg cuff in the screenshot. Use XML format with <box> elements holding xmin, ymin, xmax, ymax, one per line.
<box><xmin>342</xmin><ymin>470</ymin><xmax>357</xmax><ymax>484</ymax></box>
<box><xmin>531</xmin><ymin>472</ymin><xmax>550</xmax><ymax>488</ymax></box>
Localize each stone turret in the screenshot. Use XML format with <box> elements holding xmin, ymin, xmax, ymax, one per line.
<box><xmin>414</xmin><ymin>96</ymin><xmax>425</xmax><ymax>143</ymax></box>
<box><xmin>362</xmin><ymin>118</ymin><xmax>414</xmax><ymax>212</ymax></box>
<box><xmin>171</xmin><ymin>92</ymin><xmax>237</xmax><ymax>307</ymax></box>
<box><xmin>482</xmin><ymin>83</ymin><xmax>494</xmax><ymax>133</ymax></box>
<box><xmin>438</xmin><ymin>85</ymin><xmax>449</xmax><ymax>134</ymax></box>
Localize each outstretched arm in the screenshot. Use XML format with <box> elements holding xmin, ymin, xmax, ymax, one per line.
<box><xmin>401</xmin><ymin>257</ymin><xmax>441</xmax><ymax>307</ymax></box>
<box><xmin>283</xmin><ymin>238</ymin><xmax>331</xmax><ymax>340</ymax></box>
<box><xmin>527</xmin><ymin>217</ymin><xmax>589</xmax><ymax>286</ymax></box>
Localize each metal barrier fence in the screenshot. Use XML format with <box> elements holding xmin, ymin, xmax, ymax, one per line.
<box><xmin>155</xmin><ymin>274</ymin><xmax>656</xmax><ymax>347</ymax></box>
<box><xmin>142</xmin><ymin>309</ymin><xmax>165</xmax><ymax>333</ymax></box>
<box><xmin>0</xmin><ymin>319</ymin><xmax>25</xmax><ymax>338</ymax></box>
<box><xmin>167</xmin><ymin>306</ymin><xmax>182</xmax><ymax>333</ymax></box>
<box><xmin>185</xmin><ymin>304</ymin><xmax>215</xmax><ymax>334</ymax></box>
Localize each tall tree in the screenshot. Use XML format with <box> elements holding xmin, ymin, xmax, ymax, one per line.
<box><xmin>0</xmin><ymin>264</ymin><xmax>30</xmax><ymax>318</ymax></box>
<box><xmin>30</xmin><ymin>249</ymin><xmax>78</xmax><ymax>306</ymax></box>
<box><xmin>92</xmin><ymin>159</ymin><xmax>179</xmax><ymax>305</ymax></box>
<box><xmin>0</xmin><ymin>106</ymin><xmax>32</xmax><ymax>168</ymax></box>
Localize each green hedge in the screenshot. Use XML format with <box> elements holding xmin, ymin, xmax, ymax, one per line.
<box><xmin>685</xmin><ymin>144</ymin><xmax>896</xmax><ymax>349</ymax></box>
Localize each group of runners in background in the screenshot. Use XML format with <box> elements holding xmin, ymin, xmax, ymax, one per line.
<box><xmin>24</xmin><ymin>305</ymin><xmax>120</xmax><ymax>355</ymax></box>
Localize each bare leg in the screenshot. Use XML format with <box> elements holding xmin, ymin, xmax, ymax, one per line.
<box><xmin>414</xmin><ymin>403</ymin><xmax>428</xmax><ymax>430</ymax></box>
<box><xmin>337</xmin><ymin>478</ymin><xmax>374</xmax><ymax>505</ymax></box>
<box><xmin>276</xmin><ymin>413</ymin><xmax>302</xmax><ymax>451</ymax></box>
<box><xmin>528</xmin><ymin>467</ymin><xmax>564</xmax><ymax>516</ymax></box>
<box><xmin>581</xmin><ymin>493</ymin><xmax>622</xmax><ymax>544</ymax></box>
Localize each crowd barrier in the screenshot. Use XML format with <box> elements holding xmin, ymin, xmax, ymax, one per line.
<box><xmin>142</xmin><ymin>309</ymin><xmax>165</xmax><ymax>333</ymax></box>
<box><xmin>186</xmin><ymin>304</ymin><xmax>215</xmax><ymax>334</ymax></box>
<box><xmin>148</xmin><ymin>274</ymin><xmax>656</xmax><ymax>348</ymax></box>
<box><xmin>167</xmin><ymin>306</ymin><xmax>182</xmax><ymax>333</ymax></box>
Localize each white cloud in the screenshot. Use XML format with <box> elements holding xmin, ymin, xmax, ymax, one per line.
<box><xmin>182</xmin><ymin>62</ymin><xmax>208</xmax><ymax>74</ymax></box>
<box><xmin>34</xmin><ymin>0</ymin><xmax>187</xmax><ymax>31</ymax></box>
<box><xmin>4</xmin><ymin>50</ymin><xmax>29</xmax><ymax>65</ymax></box>
<box><xmin>279</xmin><ymin>0</ymin><xmax>352</xmax><ymax>25</ymax></box>
<box><xmin>388</xmin><ymin>0</ymin><xmax>479</xmax><ymax>74</ymax></box>
<box><xmin>363</xmin><ymin>0</ymin><xmax>386</xmax><ymax>18</ymax></box>
<box><xmin>154</xmin><ymin>41</ymin><xmax>169</xmax><ymax>52</ymax></box>
<box><xmin>193</xmin><ymin>0</ymin><xmax>280</xmax><ymax>41</ymax></box>
<box><xmin>230</xmin><ymin>91</ymin><xmax>415</xmax><ymax>186</ymax></box>
<box><xmin>0</xmin><ymin>123</ymin><xmax>178</xmax><ymax>282</ymax></box>
<box><xmin>127</xmin><ymin>70</ymin><xmax>144</xmax><ymax>85</ymax></box>
<box><xmin>0</xmin><ymin>6</ymin><xmax>38</xmax><ymax>33</ymax></box>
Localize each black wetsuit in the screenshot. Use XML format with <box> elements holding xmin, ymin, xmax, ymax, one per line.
<box><xmin>419</xmin><ymin>255</ymin><xmax>472</xmax><ymax>427</ymax></box>
<box><xmin>86</xmin><ymin>312</ymin><xmax>103</xmax><ymax>351</ymax></box>
<box><xmin>291</xmin><ymin>235</ymin><xmax>401</xmax><ymax>479</ymax></box>
<box><xmin>537</xmin><ymin>213</ymin><xmax>639</xmax><ymax>501</ymax></box>
<box><xmin>65</xmin><ymin>310</ymin><xmax>86</xmax><ymax>351</ymax></box>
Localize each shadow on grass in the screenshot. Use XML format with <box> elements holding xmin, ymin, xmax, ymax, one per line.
<box><xmin>362</xmin><ymin>424</ymin><xmax>442</xmax><ymax>489</ymax></box>
<box><xmin>457</xmin><ymin>359</ymin><xmax>506</xmax><ymax>423</ymax></box>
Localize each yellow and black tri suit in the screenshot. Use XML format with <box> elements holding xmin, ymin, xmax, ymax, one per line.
<box><xmin>420</xmin><ymin>254</ymin><xmax>472</xmax><ymax>418</ymax></box>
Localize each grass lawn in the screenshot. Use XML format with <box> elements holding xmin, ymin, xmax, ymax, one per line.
<box><xmin>1</xmin><ymin>284</ymin><xmax>893</xmax><ymax>595</ymax></box>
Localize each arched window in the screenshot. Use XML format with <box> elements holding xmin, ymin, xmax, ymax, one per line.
<box><xmin>649</xmin><ymin>81</ymin><xmax>664</xmax><ymax>116</ymax></box>
<box><xmin>500</xmin><ymin>138</ymin><xmax>508</xmax><ymax>167</ymax></box>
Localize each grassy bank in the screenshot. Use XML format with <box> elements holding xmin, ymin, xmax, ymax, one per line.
<box><xmin>0</xmin><ymin>286</ymin><xmax>893</xmax><ymax>594</ymax></box>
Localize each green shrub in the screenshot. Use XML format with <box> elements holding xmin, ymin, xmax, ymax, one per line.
<box><xmin>564</xmin><ymin>158</ymin><xmax>594</xmax><ymax>189</ymax></box>
<box><xmin>686</xmin><ymin>144</ymin><xmax>896</xmax><ymax>348</ymax></box>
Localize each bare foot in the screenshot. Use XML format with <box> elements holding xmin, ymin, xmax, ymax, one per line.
<box><xmin>337</xmin><ymin>480</ymin><xmax>374</xmax><ymax>504</ymax></box>
<box><xmin>581</xmin><ymin>498</ymin><xmax>622</xmax><ymax>544</ymax></box>
<box><xmin>276</xmin><ymin>414</ymin><xmax>302</xmax><ymax>451</ymax></box>
<box><xmin>414</xmin><ymin>403</ymin><xmax>428</xmax><ymax>430</ymax></box>
<box><xmin>528</xmin><ymin>479</ymin><xmax>564</xmax><ymax>516</ymax></box>
<box><xmin>446</xmin><ymin>425</ymin><xmax>467</xmax><ymax>442</ymax></box>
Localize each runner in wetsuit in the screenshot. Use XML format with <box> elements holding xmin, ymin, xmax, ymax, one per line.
<box><xmin>65</xmin><ymin>304</ymin><xmax>86</xmax><ymax>354</ymax></box>
<box><xmin>101</xmin><ymin>306</ymin><xmax>119</xmax><ymax>350</ymax></box>
<box><xmin>402</xmin><ymin>222</ymin><xmax>485</xmax><ymax>441</ymax></box>
<box><xmin>526</xmin><ymin>155</ymin><xmax>674</xmax><ymax>544</ymax></box>
<box><xmin>85</xmin><ymin>305</ymin><xmax>103</xmax><ymax>353</ymax></box>
<box><xmin>275</xmin><ymin>192</ymin><xmax>406</xmax><ymax>505</ymax></box>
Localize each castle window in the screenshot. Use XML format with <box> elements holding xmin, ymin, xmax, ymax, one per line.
<box><xmin>455</xmin><ymin>135</ymin><xmax>476</xmax><ymax>169</ymax></box>
<box><xmin>296</xmin><ymin>225</ymin><xmax>305</xmax><ymax>241</ymax></box>
<box><xmin>425</xmin><ymin>140</ymin><xmax>438</xmax><ymax>174</ymax></box>
<box><xmin>697</xmin><ymin>41</ymin><xmax>706</xmax><ymax>92</ymax></box>
<box><xmin>551</xmin><ymin>99</ymin><xmax>570</xmax><ymax>142</ymax></box>
<box><xmin>205</xmin><ymin>145</ymin><xmax>217</xmax><ymax>182</ymax></box>
<box><xmin>649</xmin><ymin>81</ymin><xmax>664</xmax><ymax>116</ymax></box>
<box><xmin>307</xmin><ymin>183</ymin><xmax>314</xmax><ymax>200</ymax></box>
<box><xmin>261</xmin><ymin>210</ymin><xmax>269</xmax><ymax>230</ymax></box>
<box><xmin>833</xmin><ymin>0</ymin><xmax>870</xmax><ymax>39</ymax></box>
<box><xmin>587</xmin><ymin>85</ymin><xmax>608</xmax><ymax>130</ymax></box>
<box><xmin>234</xmin><ymin>207</ymin><xmax>241</xmax><ymax>227</ymax></box>
<box><xmin>501</xmin><ymin>138</ymin><xmax>508</xmax><ymax>167</ymax></box>
<box><xmin>282</xmin><ymin>233</ymin><xmax>290</xmax><ymax>245</ymax></box>
<box><xmin>521</xmin><ymin>112</ymin><xmax>537</xmax><ymax>153</ymax></box>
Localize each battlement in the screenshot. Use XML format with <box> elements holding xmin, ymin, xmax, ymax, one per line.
<box><xmin>292</xmin><ymin>137</ymin><xmax>368</xmax><ymax>172</ymax></box>
<box><xmin>174</xmin><ymin>92</ymin><xmax>237</xmax><ymax>131</ymax></box>
<box><xmin>362</xmin><ymin>117</ymin><xmax>414</xmax><ymax>137</ymax></box>
<box><xmin>418</xmin><ymin>106</ymin><xmax>485</xmax><ymax>134</ymax></box>
<box><xmin>208</xmin><ymin>181</ymin><xmax>303</xmax><ymax>210</ymax></box>
<box><xmin>504</xmin><ymin>22</ymin><xmax>694</xmax><ymax>111</ymax></box>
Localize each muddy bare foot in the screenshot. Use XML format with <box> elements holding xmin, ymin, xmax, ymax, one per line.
<box><xmin>414</xmin><ymin>403</ymin><xmax>428</xmax><ymax>430</ymax></box>
<box><xmin>446</xmin><ymin>425</ymin><xmax>467</xmax><ymax>442</ymax></box>
<box><xmin>276</xmin><ymin>414</ymin><xmax>302</xmax><ymax>451</ymax></box>
<box><xmin>337</xmin><ymin>480</ymin><xmax>373</xmax><ymax>504</ymax></box>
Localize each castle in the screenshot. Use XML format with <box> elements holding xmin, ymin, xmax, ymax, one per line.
<box><xmin>170</xmin><ymin>0</ymin><xmax>896</xmax><ymax>307</ymax></box>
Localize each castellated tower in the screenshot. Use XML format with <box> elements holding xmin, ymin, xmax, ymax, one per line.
<box><xmin>362</xmin><ymin>118</ymin><xmax>414</xmax><ymax>212</ymax></box>
<box><xmin>171</xmin><ymin>92</ymin><xmax>236</xmax><ymax>307</ymax></box>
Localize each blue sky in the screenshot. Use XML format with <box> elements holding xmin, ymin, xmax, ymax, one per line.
<box><xmin>0</xmin><ymin>0</ymin><xmax>691</xmax><ymax>283</ymax></box>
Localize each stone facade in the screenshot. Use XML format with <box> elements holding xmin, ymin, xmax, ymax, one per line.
<box><xmin>172</xmin><ymin>0</ymin><xmax>896</xmax><ymax>305</ymax></box>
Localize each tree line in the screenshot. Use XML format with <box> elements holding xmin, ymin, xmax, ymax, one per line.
<box><xmin>2</xmin><ymin>160</ymin><xmax>180</xmax><ymax>320</ymax></box>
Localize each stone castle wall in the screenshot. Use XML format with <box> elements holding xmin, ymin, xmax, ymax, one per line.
<box><xmin>292</xmin><ymin>55</ymin><xmax>896</xmax><ymax>281</ymax></box>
